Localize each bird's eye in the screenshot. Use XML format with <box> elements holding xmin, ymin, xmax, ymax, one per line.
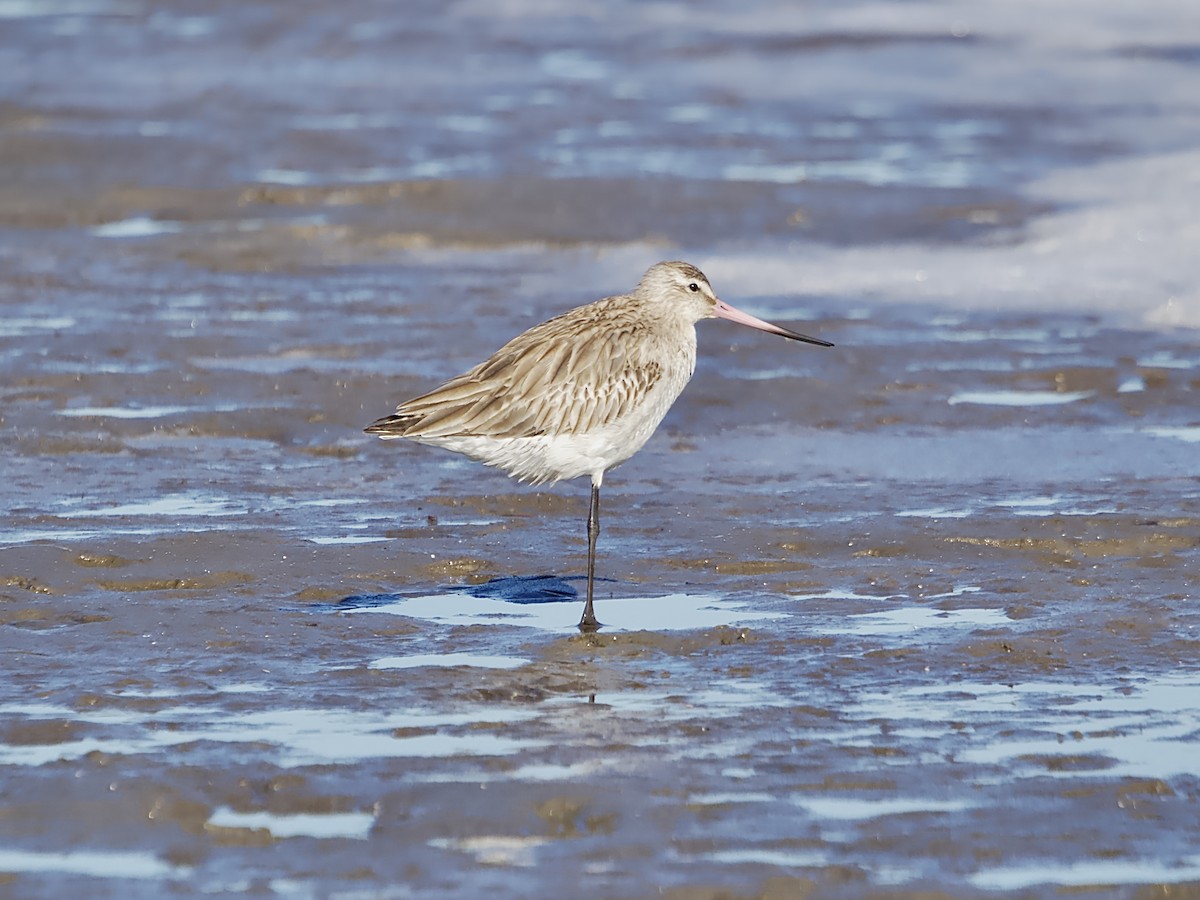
<box><xmin>688</xmin><ymin>282</ymin><xmax>700</xmax><ymax>293</ymax></box>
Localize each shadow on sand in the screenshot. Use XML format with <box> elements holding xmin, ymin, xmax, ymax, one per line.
<box><xmin>332</xmin><ymin>574</ymin><xmax>604</xmax><ymax>610</ymax></box>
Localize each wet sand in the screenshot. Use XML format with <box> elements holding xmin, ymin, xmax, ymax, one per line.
<box><xmin>3</xmin><ymin>1</ymin><xmax>1200</xmax><ymax>897</ymax></box>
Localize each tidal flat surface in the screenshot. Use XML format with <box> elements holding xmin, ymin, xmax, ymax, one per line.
<box><xmin>3</xmin><ymin>0</ymin><xmax>1200</xmax><ymax>898</ymax></box>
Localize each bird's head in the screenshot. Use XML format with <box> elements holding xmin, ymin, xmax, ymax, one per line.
<box><xmin>637</xmin><ymin>260</ymin><xmax>834</xmax><ymax>347</ymax></box>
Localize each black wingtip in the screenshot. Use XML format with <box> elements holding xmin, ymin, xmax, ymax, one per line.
<box><xmin>364</xmin><ymin>414</ymin><xmax>406</xmax><ymax>435</ymax></box>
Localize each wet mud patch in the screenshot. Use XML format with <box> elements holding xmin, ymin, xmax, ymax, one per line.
<box><xmin>4</xmin><ymin>0</ymin><xmax>1200</xmax><ymax>896</ymax></box>
<box><xmin>4</xmin><ymin>535</ymin><xmax>1200</xmax><ymax>897</ymax></box>
<box><xmin>0</xmin><ymin>177</ymin><xmax>1051</xmax><ymax>274</ymax></box>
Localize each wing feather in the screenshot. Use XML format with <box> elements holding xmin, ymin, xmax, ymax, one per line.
<box><xmin>366</xmin><ymin>297</ymin><xmax>669</xmax><ymax>440</ymax></box>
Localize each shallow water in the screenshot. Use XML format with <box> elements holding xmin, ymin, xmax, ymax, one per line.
<box><xmin>3</xmin><ymin>0</ymin><xmax>1200</xmax><ymax>898</ymax></box>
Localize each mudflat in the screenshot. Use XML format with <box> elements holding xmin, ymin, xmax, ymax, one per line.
<box><xmin>3</xmin><ymin>1</ymin><xmax>1200</xmax><ymax>897</ymax></box>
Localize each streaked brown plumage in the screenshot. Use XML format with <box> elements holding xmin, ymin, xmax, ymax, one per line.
<box><xmin>367</xmin><ymin>294</ymin><xmax>673</xmax><ymax>451</ymax></box>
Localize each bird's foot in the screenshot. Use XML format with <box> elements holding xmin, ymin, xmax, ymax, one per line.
<box><xmin>578</xmin><ymin>608</ymin><xmax>602</xmax><ymax>633</ymax></box>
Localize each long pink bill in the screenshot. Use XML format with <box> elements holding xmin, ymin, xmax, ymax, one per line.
<box><xmin>712</xmin><ymin>299</ymin><xmax>834</xmax><ymax>347</ymax></box>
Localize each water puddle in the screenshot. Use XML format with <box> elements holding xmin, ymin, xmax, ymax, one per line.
<box><xmin>851</xmin><ymin>673</ymin><xmax>1200</xmax><ymax>781</ymax></box>
<box><xmin>935</xmin><ymin>326</ymin><xmax>1059</xmax><ymax>343</ymax></box>
<box><xmin>1118</xmin><ymin>376</ymin><xmax>1145</xmax><ymax>392</ymax></box>
<box><xmin>205</xmin><ymin>808</ymin><xmax>376</xmax><ymax>840</ymax></box>
<box><xmin>3</xmin><ymin>526</ymin><xmax>169</xmax><ymax>543</ymax></box>
<box><xmin>897</xmin><ymin>493</ymin><xmax>1119</xmax><ymax>518</ymax></box>
<box><xmin>0</xmin><ymin>702</ymin><xmax>542</xmax><ymax>768</ymax></box>
<box><xmin>307</xmin><ymin>535</ymin><xmax>390</xmax><ymax>545</ymax></box>
<box><xmin>1144</xmin><ymin>425</ymin><xmax>1200</xmax><ymax>443</ymax></box>
<box><xmin>369</xmin><ymin>653</ymin><xmax>530</xmax><ymax>670</ymax></box>
<box><xmin>204</xmin><ymin>709</ymin><xmax>542</xmax><ymax>766</ymax></box>
<box><xmin>428</xmin><ymin>836</ymin><xmax>549</xmax><ymax>868</ymax></box>
<box><xmin>256</xmin><ymin>159</ymin><xmax>492</xmax><ymax>184</ymax></box>
<box><xmin>895</xmin><ymin>505</ymin><xmax>974</xmax><ymax>519</ymax></box>
<box><xmin>56</xmin><ymin>493</ymin><xmax>246</xmax><ymax>518</ymax></box>
<box><xmin>90</xmin><ymin>217</ymin><xmax>185</xmax><ymax>238</ymax></box>
<box><xmin>790</xmin><ymin>796</ymin><xmax>974</xmax><ymax>820</ymax></box>
<box><xmin>589</xmin><ymin>680</ymin><xmax>789</xmax><ymax>721</ymax></box>
<box><xmin>700</xmin><ymin>848</ymin><xmax>827</xmax><ymax>868</ymax></box>
<box><xmin>191</xmin><ymin>354</ymin><xmax>371</xmax><ymax>375</ymax></box>
<box><xmin>0</xmin><ymin>0</ymin><xmax>133</xmax><ymax>17</ymax></box>
<box><xmin>57</xmin><ymin>404</ymin><xmax>235</xmax><ymax>419</ymax></box>
<box><xmin>825</xmin><ymin>606</ymin><xmax>1010</xmax><ymax>636</ymax></box>
<box><xmin>971</xmin><ymin>857</ymin><xmax>1200</xmax><ymax>891</ymax></box>
<box><xmin>337</xmin><ymin>577</ymin><xmax>787</xmax><ymax>632</ymax></box>
<box><xmin>726</xmin><ymin>363</ymin><xmax>829</xmax><ymax>381</ymax></box>
<box><xmin>688</xmin><ymin>791</ymin><xmax>776</xmax><ymax>805</ymax></box>
<box><xmin>1138</xmin><ymin>351</ymin><xmax>1199</xmax><ymax>370</ymax></box>
<box><xmin>906</xmin><ymin>358</ymin><xmax>1015</xmax><ymax>373</ymax></box>
<box><xmin>288</xmin><ymin>112</ymin><xmax>406</xmax><ymax>131</ymax></box>
<box><xmin>0</xmin><ymin>848</ymin><xmax>188</xmax><ymax>880</ymax></box>
<box><xmin>0</xmin><ymin>316</ymin><xmax>77</xmax><ymax>336</ymax></box>
<box><xmin>994</xmin><ymin>495</ymin><xmax>1118</xmax><ymax>515</ymax></box>
<box><xmin>947</xmin><ymin>389</ymin><xmax>1095</xmax><ymax>406</ymax></box>
<box><xmin>41</xmin><ymin>360</ymin><xmax>166</xmax><ymax>375</ymax></box>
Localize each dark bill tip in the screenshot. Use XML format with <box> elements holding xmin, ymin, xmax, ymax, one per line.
<box><xmin>777</xmin><ymin>327</ymin><xmax>834</xmax><ymax>347</ymax></box>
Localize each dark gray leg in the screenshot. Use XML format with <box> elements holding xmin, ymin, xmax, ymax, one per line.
<box><xmin>579</xmin><ymin>483</ymin><xmax>601</xmax><ymax>632</ymax></box>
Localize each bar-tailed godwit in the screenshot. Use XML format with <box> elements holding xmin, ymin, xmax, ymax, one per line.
<box><xmin>366</xmin><ymin>261</ymin><xmax>832</xmax><ymax>631</ymax></box>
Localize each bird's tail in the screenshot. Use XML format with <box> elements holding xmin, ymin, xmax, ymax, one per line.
<box><xmin>364</xmin><ymin>413</ymin><xmax>420</xmax><ymax>438</ymax></box>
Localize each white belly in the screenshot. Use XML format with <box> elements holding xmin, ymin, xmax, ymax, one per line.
<box><xmin>416</xmin><ymin>371</ymin><xmax>687</xmax><ymax>486</ymax></box>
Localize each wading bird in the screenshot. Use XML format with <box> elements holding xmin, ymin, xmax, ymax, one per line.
<box><xmin>366</xmin><ymin>261</ymin><xmax>832</xmax><ymax>631</ymax></box>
